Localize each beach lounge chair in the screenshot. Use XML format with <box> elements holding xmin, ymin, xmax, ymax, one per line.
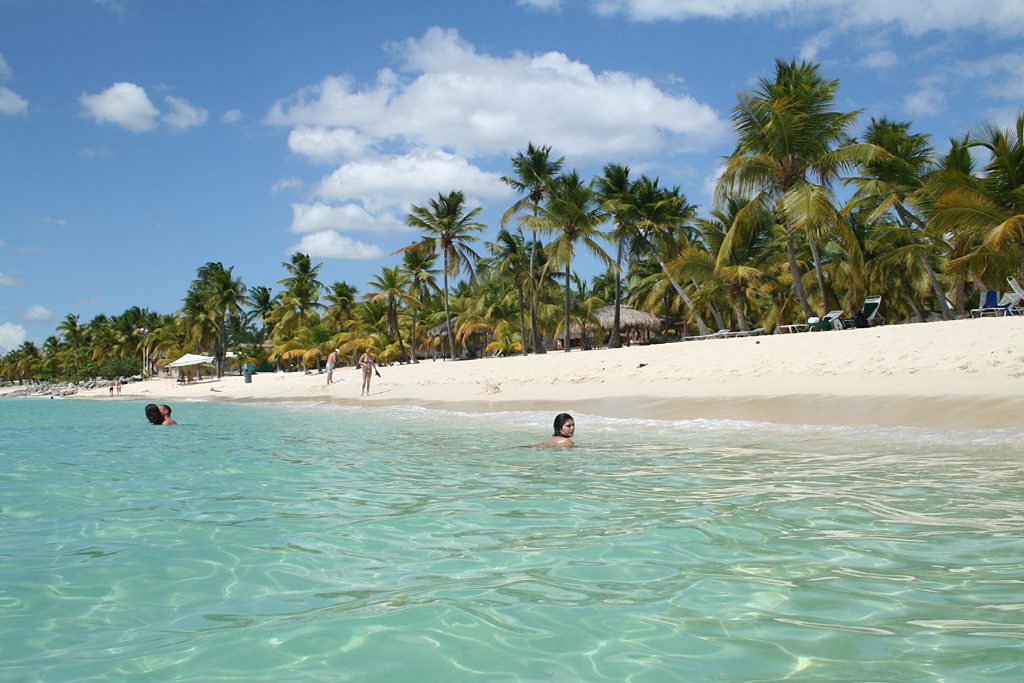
<box><xmin>970</xmin><ymin>289</ymin><xmax>1018</xmax><ymax>317</ymax></box>
<box><xmin>808</xmin><ymin>310</ymin><xmax>845</xmax><ymax>331</ymax></box>
<box><xmin>683</xmin><ymin>329</ymin><xmax>729</xmax><ymax>342</ymax></box>
<box><xmin>1006</xmin><ymin>278</ymin><xmax>1024</xmax><ymax>314</ymax></box>
<box><xmin>727</xmin><ymin>327</ymin><xmax>765</xmax><ymax>338</ymax></box>
<box><xmin>842</xmin><ymin>295</ymin><xmax>883</xmax><ymax>328</ymax></box>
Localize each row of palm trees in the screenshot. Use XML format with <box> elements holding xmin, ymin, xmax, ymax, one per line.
<box><xmin>3</xmin><ymin>58</ymin><xmax>1022</xmax><ymax>384</ymax></box>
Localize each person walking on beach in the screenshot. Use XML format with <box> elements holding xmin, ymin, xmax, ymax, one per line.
<box><xmin>115</xmin><ymin>378</ymin><xmax>122</xmax><ymax>397</ymax></box>
<box><xmin>108</xmin><ymin>379</ymin><xmax>115</xmax><ymax>397</ymax></box>
<box><xmin>546</xmin><ymin>413</ymin><xmax>575</xmax><ymax>448</ymax></box>
<box><xmin>358</xmin><ymin>348</ymin><xmax>379</xmax><ymax>396</ymax></box>
<box><xmin>326</xmin><ymin>348</ymin><xmax>339</xmax><ymax>386</ymax></box>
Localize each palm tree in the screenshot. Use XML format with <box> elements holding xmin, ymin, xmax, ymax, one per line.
<box><xmin>190</xmin><ymin>262</ymin><xmax>246</xmax><ymax>377</ymax></box>
<box><xmin>620</xmin><ymin>176</ymin><xmax>712</xmax><ymax>336</ymax></box>
<box><xmin>932</xmin><ymin>113</ymin><xmax>1024</xmax><ymax>281</ymax></box>
<box><xmin>401</xmin><ymin>191</ymin><xmax>485</xmax><ymax>360</ymax></box>
<box><xmin>847</xmin><ymin>117</ymin><xmax>953</xmax><ymax>318</ymax></box>
<box><xmin>274</xmin><ymin>252</ymin><xmax>325</xmax><ymax>337</ymax></box>
<box><xmin>401</xmin><ymin>247</ymin><xmax>439</xmax><ymax>363</ymax></box>
<box><xmin>486</xmin><ymin>228</ymin><xmax>531</xmax><ymax>357</ymax></box>
<box><xmin>366</xmin><ymin>266</ymin><xmax>412</xmax><ymax>362</ymax></box>
<box><xmin>324</xmin><ymin>281</ymin><xmax>359</xmax><ymax>329</ymax></box>
<box><xmin>527</xmin><ymin>171</ymin><xmax>610</xmax><ymax>352</ymax></box>
<box><xmin>245</xmin><ymin>285</ymin><xmax>276</xmax><ymax>341</ymax></box>
<box><xmin>501</xmin><ymin>143</ymin><xmax>564</xmax><ymax>354</ymax></box>
<box><xmin>595</xmin><ymin>163</ymin><xmax>633</xmax><ymax>348</ymax></box>
<box><xmin>719</xmin><ymin>59</ymin><xmax>871</xmax><ymax>318</ymax></box>
<box><xmin>692</xmin><ymin>196</ymin><xmax>780</xmax><ymax>331</ymax></box>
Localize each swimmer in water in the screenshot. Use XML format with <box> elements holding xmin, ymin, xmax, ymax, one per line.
<box><xmin>545</xmin><ymin>413</ymin><xmax>575</xmax><ymax>448</ymax></box>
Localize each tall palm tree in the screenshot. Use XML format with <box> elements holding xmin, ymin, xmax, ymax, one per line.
<box><xmin>274</xmin><ymin>252</ymin><xmax>325</xmax><ymax>337</ymax></box>
<box><xmin>719</xmin><ymin>59</ymin><xmax>870</xmax><ymax>318</ymax></box>
<box><xmin>595</xmin><ymin>163</ymin><xmax>633</xmax><ymax>348</ymax></box>
<box><xmin>501</xmin><ymin>143</ymin><xmax>564</xmax><ymax>354</ymax></box>
<box><xmin>366</xmin><ymin>266</ymin><xmax>412</xmax><ymax>362</ymax></box>
<box><xmin>245</xmin><ymin>285</ymin><xmax>276</xmax><ymax>341</ymax></box>
<box><xmin>190</xmin><ymin>262</ymin><xmax>246</xmax><ymax>377</ymax></box>
<box><xmin>324</xmin><ymin>281</ymin><xmax>359</xmax><ymax>329</ymax></box>
<box><xmin>401</xmin><ymin>191</ymin><xmax>485</xmax><ymax>360</ymax></box>
<box><xmin>847</xmin><ymin>117</ymin><xmax>952</xmax><ymax>318</ymax></box>
<box><xmin>527</xmin><ymin>171</ymin><xmax>610</xmax><ymax>352</ymax></box>
<box><xmin>932</xmin><ymin>113</ymin><xmax>1024</xmax><ymax>281</ymax></box>
<box><xmin>620</xmin><ymin>176</ymin><xmax>712</xmax><ymax>335</ymax></box>
<box><xmin>401</xmin><ymin>247</ymin><xmax>439</xmax><ymax>363</ymax></box>
<box><xmin>486</xmin><ymin>228</ymin><xmax>531</xmax><ymax>357</ymax></box>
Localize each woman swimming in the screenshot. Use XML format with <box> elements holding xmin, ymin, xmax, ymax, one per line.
<box><xmin>545</xmin><ymin>413</ymin><xmax>575</xmax><ymax>447</ymax></box>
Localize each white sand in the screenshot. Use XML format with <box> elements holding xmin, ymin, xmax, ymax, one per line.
<box><xmin>68</xmin><ymin>317</ymin><xmax>1024</xmax><ymax>429</ymax></box>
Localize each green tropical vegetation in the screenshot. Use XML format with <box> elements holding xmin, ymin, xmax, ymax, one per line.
<box><xmin>4</xmin><ymin>59</ymin><xmax>1023</xmax><ymax>383</ymax></box>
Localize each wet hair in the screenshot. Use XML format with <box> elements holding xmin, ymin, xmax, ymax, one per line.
<box><xmin>553</xmin><ymin>413</ymin><xmax>574</xmax><ymax>436</ymax></box>
<box><xmin>145</xmin><ymin>403</ymin><xmax>163</xmax><ymax>425</ymax></box>
<box><xmin>159</xmin><ymin>404</ymin><xmax>172</xmax><ymax>418</ymax></box>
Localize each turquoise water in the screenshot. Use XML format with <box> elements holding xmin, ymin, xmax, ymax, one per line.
<box><xmin>1</xmin><ymin>399</ymin><xmax>1023</xmax><ymax>681</ymax></box>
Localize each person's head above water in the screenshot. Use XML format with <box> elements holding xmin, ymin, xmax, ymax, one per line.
<box><xmin>553</xmin><ymin>413</ymin><xmax>575</xmax><ymax>437</ymax></box>
<box><xmin>145</xmin><ymin>403</ymin><xmax>163</xmax><ymax>425</ymax></box>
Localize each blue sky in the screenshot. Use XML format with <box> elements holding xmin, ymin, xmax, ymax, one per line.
<box><xmin>2</xmin><ymin>0</ymin><xmax>1022</xmax><ymax>351</ymax></box>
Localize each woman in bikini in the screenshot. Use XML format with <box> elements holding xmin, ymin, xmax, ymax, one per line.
<box><xmin>358</xmin><ymin>348</ymin><xmax>378</xmax><ymax>396</ymax></box>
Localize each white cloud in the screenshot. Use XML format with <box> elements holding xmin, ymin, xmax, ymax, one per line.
<box><xmin>799</xmin><ymin>29</ymin><xmax>833</xmax><ymax>61</ymax></box>
<box><xmin>271</xmin><ymin>177</ymin><xmax>302</xmax><ymax>194</ymax></box>
<box><xmin>286</xmin><ymin>231</ymin><xmax>385</xmax><ymax>260</ymax></box>
<box><xmin>79</xmin><ymin>146</ymin><xmax>112</xmax><ymax>159</ymax></box>
<box><xmin>904</xmin><ymin>88</ymin><xmax>943</xmax><ymax>117</ymax></box>
<box><xmin>0</xmin><ymin>322</ymin><xmax>28</xmax><ymax>353</ymax></box>
<box><xmin>162</xmin><ymin>95</ymin><xmax>208</xmax><ymax>130</ymax></box>
<box><xmin>80</xmin><ymin>82</ymin><xmax>159</xmax><ymax>133</ymax></box>
<box><xmin>288</xmin><ymin>126</ymin><xmax>368</xmax><ymax>163</ymax></box>
<box><xmin>861</xmin><ymin>50</ymin><xmax>899</xmax><ymax>69</ymax></box>
<box><xmin>290</xmin><ymin>202</ymin><xmax>407</xmax><ymax>234</ymax></box>
<box><xmin>953</xmin><ymin>52</ymin><xmax>1024</xmax><ymax>101</ymax></box>
<box><xmin>0</xmin><ymin>271</ymin><xmax>24</xmax><ymax>287</ymax></box>
<box><xmin>0</xmin><ymin>85</ymin><xmax>28</xmax><ymax>116</ymax></box>
<box><xmin>516</xmin><ymin>0</ymin><xmax>564</xmax><ymax>10</ymax></box>
<box><xmin>588</xmin><ymin>0</ymin><xmax>1024</xmax><ymax>36</ymax></box>
<box><xmin>0</xmin><ymin>53</ymin><xmax>12</xmax><ymax>80</ymax></box>
<box><xmin>314</xmin><ymin>148</ymin><xmax>511</xmax><ymax>213</ymax></box>
<box><xmin>267</xmin><ymin>27</ymin><xmax>727</xmax><ymax>160</ymax></box>
<box><xmin>222</xmin><ymin>108</ymin><xmax>243</xmax><ymax>123</ymax></box>
<box><xmin>42</xmin><ymin>217</ymin><xmax>68</xmax><ymax>226</ymax></box>
<box><xmin>23</xmin><ymin>305</ymin><xmax>51</xmax><ymax>322</ymax></box>
<box><xmin>71</xmin><ymin>297</ymin><xmax>103</xmax><ymax>307</ymax></box>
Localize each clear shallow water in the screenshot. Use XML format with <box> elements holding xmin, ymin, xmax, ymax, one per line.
<box><xmin>1</xmin><ymin>399</ymin><xmax>1023</xmax><ymax>681</ymax></box>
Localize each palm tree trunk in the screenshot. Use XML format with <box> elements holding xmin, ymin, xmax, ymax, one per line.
<box><xmin>785</xmin><ymin>229</ymin><xmax>814</xmax><ymax>319</ymax></box>
<box><xmin>516</xmin><ymin>281</ymin><xmax>528</xmax><ymax>357</ymax></box>
<box><xmin>806</xmin><ymin>233</ymin><xmax>830</xmax><ymax>312</ymax></box>
<box><xmin>610</xmin><ymin>240</ymin><xmax>623</xmax><ymax>348</ymax></box>
<box><xmin>733</xmin><ymin>285</ymin><xmax>748</xmax><ymax>331</ymax></box>
<box><xmin>442</xmin><ymin>255</ymin><xmax>456</xmax><ymax>360</ymax></box>
<box><xmin>410</xmin><ymin>311</ymin><xmax>418</xmax><ymax>363</ymax></box>
<box><xmin>529</xmin><ymin>227</ymin><xmax>544</xmax><ymax>354</ymax></box>
<box><xmin>920</xmin><ymin>255</ymin><xmax>952</xmax><ymax>320</ymax></box>
<box><xmin>563</xmin><ymin>267</ymin><xmax>572</xmax><ymax>353</ymax></box>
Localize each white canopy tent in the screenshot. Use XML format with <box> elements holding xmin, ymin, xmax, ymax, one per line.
<box><xmin>167</xmin><ymin>353</ymin><xmax>215</xmax><ymax>368</ymax></box>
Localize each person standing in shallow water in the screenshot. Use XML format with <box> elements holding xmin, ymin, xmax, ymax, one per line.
<box><xmin>546</xmin><ymin>413</ymin><xmax>575</xmax><ymax>447</ymax></box>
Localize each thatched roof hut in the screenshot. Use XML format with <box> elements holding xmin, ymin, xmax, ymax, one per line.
<box><xmin>594</xmin><ymin>305</ymin><xmax>660</xmax><ymax>331</ymax></box>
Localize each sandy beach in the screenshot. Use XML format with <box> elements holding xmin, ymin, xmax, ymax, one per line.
<box><xmin>43</xmin><ymin>317</ymin><xmax>1020</xmax><ymax>429</ymax></box>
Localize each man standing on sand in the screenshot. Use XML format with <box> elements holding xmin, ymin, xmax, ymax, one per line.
<box><xmin>326</xmin><ymin>348</ymin><xmax>339</xmax><ymax>385</ymax></box>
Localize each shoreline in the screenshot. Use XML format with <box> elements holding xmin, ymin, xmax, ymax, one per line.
<box><xmin>32</xmin><ymin>317</ymin><xmax>1023</xmax><ymax>430</ymax></box>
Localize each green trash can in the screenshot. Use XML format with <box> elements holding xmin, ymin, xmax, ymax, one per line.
<box><xmin>244</xmin><ymin>371</ymin><xmax>252</xmax><ymax>384</ymax></box>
